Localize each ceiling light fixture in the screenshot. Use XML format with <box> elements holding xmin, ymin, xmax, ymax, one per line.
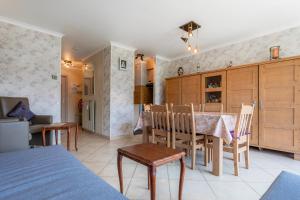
<box><xmin>179</xmin><ymin>21</ymin><xmax>201</xmax><ymax>54</ymax></box>
<box><xmin>84</xmin><ymin>64</ymin><xmax>88</xmax><ymax>70</ymax></box>
<box><xmin>64</xmin><ymin>60</ymin><xmax>72</xmax><ymax>68</ymax></box>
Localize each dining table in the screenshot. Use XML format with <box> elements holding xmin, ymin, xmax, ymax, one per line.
<box><xmin>134</xmin><ymin>111</ymin><xmax>238</xmax><ymax>176</ymax></box>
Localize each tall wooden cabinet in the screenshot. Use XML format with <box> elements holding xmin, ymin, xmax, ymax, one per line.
<box><xmin>165</xmin><ymin>78</ymin><xmax>181</xmax><ymax>105</ymax></box>
<box><xmin>259</xmin><ymin>59</ymin><xmax>300</xmax><ymax>157</ymax></box>
<box><xmin>181</xmin><ymin>75</ymin><xmax>201</xmax><ymax>105</ymax></box>
<box><xmin>165</xmin><ymin>56</ymin><xmax>300</xmax><ymax>158</ymax></box>
<box><xmin>227</xmin><ymin>65</ymin><xmax>259</xmax><ymax>145</ymax></box>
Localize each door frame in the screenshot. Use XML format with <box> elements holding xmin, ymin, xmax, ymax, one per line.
<box><xmin>61</xmin><ymin>75</ymin><xmax>68</xmax><ymax>122</ymax></box>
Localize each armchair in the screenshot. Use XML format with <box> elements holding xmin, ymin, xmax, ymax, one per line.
<box><xmin>0</xmin><ymin>96</ymin><xmax>53</xmax><ymax>146</ymax></box>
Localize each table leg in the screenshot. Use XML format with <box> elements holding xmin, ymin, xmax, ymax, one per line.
<box><xmin>142</xmin><ymin>126</ymin><xmax>150</xmax><ymax>143</ymax></box>
<box><xmin>149</xmin><ymin>166</ymin><xmax>156</xmax><ymax>200</ymax></box>
<box><xmin>55</xmin><ymin>129</ymin><xmax>58</xmax><ymax>145</ymax></box>
<box><xmin>75</xmin><ymin>124</ymin><xmax>78</xmax><ymax>151</ymax></box>
<box><xmin>42</xmin><ymin>128</ymin><xmax>46</xmax><ymax>146</ymax></box>
<box><xmin>179</xmin><ymin>157</ymin><xmax>185</xmax><ymax>200</ymax></box>
<box><xmin>117</xmin><ymin>153</ymin><xmax>124</xmax><ymax>193</ymax></box>
<box><xmin>148</xmin><ymin>167</ymin><xmax>151</xmax><ymax>190</ymax></box>
<box><xmin>67</xmin><ymin>128</ymin><xmax>70</xmax><ymax>151</ymax></box>
<box><xmin>212</xmin><ymin>136</ymin><xmax>223</xmax><ymax>176</ymax></box>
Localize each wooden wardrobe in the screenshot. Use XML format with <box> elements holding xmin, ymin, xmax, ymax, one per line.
<box><xmin>165</xmin><ymin>56</ymin><xmax>300</xmax><ymax>159</ymax></box>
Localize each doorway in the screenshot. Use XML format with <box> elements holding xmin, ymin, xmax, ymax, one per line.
<box><xmin>61</xmin><ymin>75</ymin><xmax>68</xmax><ymax>122</ymax></box>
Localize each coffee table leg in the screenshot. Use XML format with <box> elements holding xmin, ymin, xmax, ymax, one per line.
<box><xmin>67</xmin><ymin>128</ymin><xmax>70</xmax><ymax>151</ymax></box>
<box><xmin>42</xmin><ymin>128</ymin><xmax>46</xmax><ymax>146</ymax></box>
<box><xmin>55</xmin><ymin>129</ymin><xmax>58</xmax><ymax>145</ymax></box>
<box><xmin>117</xmin><ymin>153</ymin><xmax>124</xmax><ymax>193</ymax></box>
<box><xmin>75</xmin><ymin>124</ymin><xmax>78</xmax><ymax>151</ymax></box>
<box><xmin>149</xmin><ymin>166</ymin><xmax>156</xmax><ymax>200</ymax></box>
<box><xmin>179</xmin><ymin>157</ymin><xmax>185</xmax><ymax>200</ymax></box>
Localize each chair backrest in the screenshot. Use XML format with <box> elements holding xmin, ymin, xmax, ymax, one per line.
<box><xmin>143</xmin><ymin>104</ymin><xmax>152</xmax><ymax>112</ymax></box>
<box><xmin>201</xmin><ymin>103</ymin><xmax>223</xmax><ymax>113</ymax></box>
<box><xmin>234</xmin><ymin>104</ymin><xmax>255</xmax><ymax>139</ymax></box>
<box><xmin>150</xmin><ymin>104</ymin><xmax>170</xmax><ymax>132</ymax></box>
<box><xmin>171</xmin><ymin>104</ymin><xmax>196</xmax><ymax>138</ymax></box>
<box><xmin>185</xmin><ymin>104</ymin><xmax>202</xmax><ymax>112</ymax></box>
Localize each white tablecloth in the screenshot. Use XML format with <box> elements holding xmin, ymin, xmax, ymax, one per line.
<box><xmin>134</xmin><ymin>111</ymin><xmax>237</xmax><ymax>144</ymax></box>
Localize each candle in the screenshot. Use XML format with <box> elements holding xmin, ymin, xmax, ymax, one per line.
<box><xmin>270</xmin><ymin>46</ymin><xmax>280</xmax><ymax>60</ymax></box>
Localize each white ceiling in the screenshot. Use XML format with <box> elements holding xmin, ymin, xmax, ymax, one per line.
<box><xmin>1</xmin><ymin>0</ymin><xmax>300</xmax><ymax>61</ymax></box>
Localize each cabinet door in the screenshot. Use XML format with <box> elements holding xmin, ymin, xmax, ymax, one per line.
<box><xmin>227</xmin><ymin>66</ymin><xmax>259</xmax><ymax>146</ymax></box>
<box><xmin>201</xmin><ymin>71</ymin><xmax>226</xmax><ymax>112</ymax></box>
<box><xmin>166</xmin><ymin>78</ymin><xmax>181</xmax><ymax>105</ymax></box>
<box><xmin>259</xmin><ymin>59</ymin><xmax>300</xmax><ymax>153</ymax></box>
<box><xmin>181</xmin><ymin>75</ymin><xmax>201</xmax><ymax>105</ymax></box>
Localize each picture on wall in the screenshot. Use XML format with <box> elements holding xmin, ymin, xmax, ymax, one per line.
<box><xmin>119</xmin><ymin>58</ymin><xmax>127</xmax><ymax>70</ymax></box>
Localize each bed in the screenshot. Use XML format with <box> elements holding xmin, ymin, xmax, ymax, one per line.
<box><xmin>0</xmin><ymin>145</ymin><xmax>127</xmax><ymax>200</ymax></box>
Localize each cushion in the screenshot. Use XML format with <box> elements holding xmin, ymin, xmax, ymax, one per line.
<box><xmin>7</xmin><ymin>101</ymin><xmax>35</xmax><ymax>121</ymax></box>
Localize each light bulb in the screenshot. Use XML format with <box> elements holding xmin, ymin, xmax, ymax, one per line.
<box><xmin>188</xmin><ymin>31</ymin><xmax>193</xmax><ymax>37</ymax></box>
<box><xmin>193</xmin><ymin>48</ymin><xmax>198</xmax><ymax>53</ymax></box>
<box><xmin>187</xmin><ymin>45</ymin><xmax>192</xmax><ymax>51</ymax></box>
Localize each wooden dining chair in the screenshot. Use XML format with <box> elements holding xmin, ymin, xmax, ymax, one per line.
<box><xmin>203</xmin><ymin>103</ymin><xmax>224</xmax><ymax>166</ymax></box>
<box><xmin>171</xmin><ymin>104</ymin><xmax>204</xmax><ymax>170</ymax></box>
<box><xmin>184</xmin><ymin>104</ymin><xmax>202</xmax><ymax>112</ymax></box>
<box><xmin>143</xmin><ymin>104</ymin><xmax>152</xmax><ymax>112</ymax></box>
<box><xmin>150</xmin><ymin>104</ymin><xmax>171</xmax><ymax>147</ymax></box>
<box><xmin>205</xmin><ymin>103</ymin><xmax>255</xmax><ymax>176</ymax></box>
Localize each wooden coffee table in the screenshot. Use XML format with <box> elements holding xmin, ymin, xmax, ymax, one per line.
<box><xmin>41</xmin><ymin>122</ymin><xmax>78</xmax><ymax>151</ymax></box>
<box><xmin>117</xmin><ymin>144</ymin><xmax>185</xmax><ymax>200</ymax></box>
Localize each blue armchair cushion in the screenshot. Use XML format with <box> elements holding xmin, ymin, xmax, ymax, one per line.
<box><xmin>7</xmin><ymin>101</ymin><xmax>35</xmax><ymax>121</ymax></box>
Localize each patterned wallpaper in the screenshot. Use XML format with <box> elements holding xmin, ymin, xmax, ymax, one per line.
<box><xmin>109</xmin><ymin>45</ymin><xmax>135</xmax><ymax>138</ymax></box>
<box><xmin>102</xmin><ymin>46</ymin><xmax>111</xmax><ymax>137</ymax></box>
<box><xmin>168</xmin><ymin>26</ymin><xmax>300</xmax><ymax>76</ymax></box>
<box><xmin>0</xmin><ymin>21</ymin><xmax>61</xmax><ymax>122</ymax></box>
<box><xmin>154</xmin><ymin>57</ymin><xmax>171</xmax><ymax>104</ymax></box>
<box><xmin>156</xmin><ymin>26</ymin><xmax>300</xmax><ymax>103</ymax></box>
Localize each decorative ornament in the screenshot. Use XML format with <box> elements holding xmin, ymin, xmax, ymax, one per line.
<box><xmin>177</xmin><ymin>67</ymin><xmax>184</xmax><ymax>76</ymax></box>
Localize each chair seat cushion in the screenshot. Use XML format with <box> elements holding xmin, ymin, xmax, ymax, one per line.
<box><xmin>261</xmin><ymin>171</ymin><xmax>300</xmax><ymax>200</ymax></box>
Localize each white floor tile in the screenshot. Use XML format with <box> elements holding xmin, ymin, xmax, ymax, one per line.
<box><xmin>100</xmin><ymin>176</ymin><xmax>130</xmax><ymax>192</ymax></box>
<box><xmin>126</xmin><ymin>178</ymin><xmax>171</xmax><ymax>200</ymax></box>
<box><xmin>62</xmin><ymin>131</ymin><xmax>300</xmax><ymax>200</ymax></box>
<box><xmin>208</xmin><ymin>181</ymin><xmax>260</xmax><ymax>200</ymax></box>
<box><xmin>246</xmin><ymin>181</ymin><xmax>272</xmax><ymax>196</ymax></box>
<box><xmin>169</xmin><ymin>180</ymin><xmax>216</xmax><ymax>200</ymax></box>
<box><xmin>99</xmin><ymin>163</ymin><xmax>137</xmax><ymax>178</ymax></box>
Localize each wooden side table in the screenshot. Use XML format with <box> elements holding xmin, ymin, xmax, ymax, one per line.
<box><xmin>41</xmin><ymin>122</ymin><xmax>78</xmax><ymax>151</ymax></box>
<box><xmin>117</xmin><ymin>144</ymin><xmax>185</xmax><ymax>200</ymax></box>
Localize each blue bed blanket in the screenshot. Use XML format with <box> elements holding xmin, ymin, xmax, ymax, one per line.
<box><xmin>0</xmin><ymin>145</ymin><xmax>127</xmax><ymax>200</ymax></box>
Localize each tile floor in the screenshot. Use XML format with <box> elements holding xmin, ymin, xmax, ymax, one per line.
<box><xmin>61</xmin><ymin>131</ymin><xmax>300</xmax><ymax>200</ymax></box>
